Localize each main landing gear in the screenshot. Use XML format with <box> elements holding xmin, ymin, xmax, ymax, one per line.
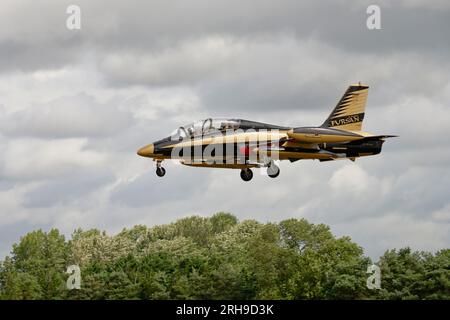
<box><xmin>154</xmin><ymin>160</ymin><xmax>279</xmax><ymax>181</ymax></box>
<box><xmin>240</xmin><ymin>168</ymin><xmax>253</xmax><ymax>182</ymax></box>
<box><xmin>239</xmin><ymin>161</ymin><xmax>281</xmax><ymax>181</ymax></box>
<box><xmin>266</xmin><ymin>160</ymin><xmax>280</xmax><ymax>178</ymax></box>
<box><xmin>155</xmin><ymin>160</ymin><xmax>166</xmax><ymax>177</ymax></box>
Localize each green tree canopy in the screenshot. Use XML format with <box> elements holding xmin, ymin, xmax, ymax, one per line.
<box><xmin>0</xmin><ymin>213</ymin><xmax>448</xmax><ymax>300</ymax></box>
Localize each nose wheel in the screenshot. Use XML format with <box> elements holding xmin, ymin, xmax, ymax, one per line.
<box><xmin>155</xmin><ymin>161</ymin><xmax>166</xmax><ymax>177</ymax></box>
<box><xmin>240</xmin><ymin>168</ymin><xmax>253</xmax><ymax>181</ymax></box>
<box><xmin>156</xmin><ymin>167</ymin><xmax>166</xmax><ymax>177</ymax></box>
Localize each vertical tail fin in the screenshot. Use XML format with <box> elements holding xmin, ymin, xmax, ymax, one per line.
<box><xmin>321</xmin><ymin>84</ymin><xmax>369</xmax><ymax>131</ymax></box>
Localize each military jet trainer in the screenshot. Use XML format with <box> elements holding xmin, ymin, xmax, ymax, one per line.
<box><xmin>137</xmin><ymin>84</ymin><xmax>396</xmax><ymax>181</ymax></box>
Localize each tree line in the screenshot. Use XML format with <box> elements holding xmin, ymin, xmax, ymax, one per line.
<box><xmin>0</xmin><ymin>213</ymin><xmax>448</xmax><ymax>299</ymax></box>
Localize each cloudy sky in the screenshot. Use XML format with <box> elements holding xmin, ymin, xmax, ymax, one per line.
<box><xmin>0</xmin><ymin>0</ymin><xmax>449</xmax><ymax>259</ymax></box>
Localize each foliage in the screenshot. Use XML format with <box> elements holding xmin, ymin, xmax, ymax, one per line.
<box><xmin>0</xmin><ymin>212</ymin><xmax>448</xmax><ymax>300</ymax></box>
<box><xmin>375</xmin><ymin>248</ymin><xmax>450</xmax><ymax>300</ymax></box>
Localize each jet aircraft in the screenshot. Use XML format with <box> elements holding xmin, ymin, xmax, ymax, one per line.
<box><xmin>137</xmin><ymin>84</ymin><xmax>396</xmax><ymax>181</ymax></box>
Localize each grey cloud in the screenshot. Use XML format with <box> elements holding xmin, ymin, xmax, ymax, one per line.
<box><xmin>0</xmin><ymin>221</ymin><xmax>54</xmax><ymax>258</ymax></box>
<box><xmin>0</xmin><ymin>92</ymin><xmax>134</xmax><ymax>138</ymax></box>
<box><xmin>0</xmin><ymin>0</ymin><xmax>449</xmax><ymax>261</ymax></box>
<box><xmin>96</xmin><ymin>35</ymin><xmax>450</xmax><ymax>113</ymax></box>
<box><xmin>23</xmin><ymin>168</ymin><xmax>115</xmax><ymax>208</ymax></box>
<box><xmin>1</xmin><ymin>0</ymin><xmax>450</xmax><ymax>75</ymax></box>
<box><xmin>110</xmin><ymin>165</ymin><xmax>210</xmax><ymax>207</ymax></box>
<box><xmin>0</xmin><ymin>37</ymin><xmax>83</xmax><ymax>73</ymax></box>
<box><xmin>0</xmin><ymin>138</ymin><xmax>108</xmax><ymax>181</ymax></box>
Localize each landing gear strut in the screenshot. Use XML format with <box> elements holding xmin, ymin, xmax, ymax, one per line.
<box><xmin>240</xmin><ymin>168</ymin><xmax>253</xmax><ymax>181</ymax></box>
<box><xmin>155</xmin><ymin>160</ymin><xmax>166</xmax><ymax>177</ymax></box>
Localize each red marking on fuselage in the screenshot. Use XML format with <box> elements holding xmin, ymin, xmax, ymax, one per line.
<box><xmin>239</xmin><ymin>146</ymin><xmax>250</xmax><ymax>156</ymax></box>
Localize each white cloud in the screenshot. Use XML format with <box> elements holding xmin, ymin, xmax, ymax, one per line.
<box><xmin>396</xmin><ymin>0</ymin><xmax>450</xmax><ymax>10</ymax></box>
<box><xmin>1</xmin><ymin>0</ymin><xmax>450</xmax><ymax>261</ymax></box>
<box><xmin>100</xmin><ymin>36</ymin><xmax>246</xmax><ymax>86</ymax></box>
<box><xmin>1</xmin><ymin>138</ymin><xmax>107</xmax><ymax>180</ymax></box>
<box><xmin>329</xmin><ymin>165</ymin><xmax>373</xmax><ymax>193</ymax></box>
<box><xmin>0</xmin><ymin>92</ymin><xmax>134</xmax><ymax>138</ymax></box>
<box><xmin>0</xmin><ymin>183</ymin><xmax>35</xmax><ymax>225</ymax></box>
<box><xmin>335</xmin><ymin>213</ymin><xmax>450</xmax><ymax>258</ymax></box>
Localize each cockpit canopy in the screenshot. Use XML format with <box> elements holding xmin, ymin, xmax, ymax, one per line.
<box><xmin>169</xmin><ymin>118</ymin><xmax>289</xmax><ymax>140</ymax></box>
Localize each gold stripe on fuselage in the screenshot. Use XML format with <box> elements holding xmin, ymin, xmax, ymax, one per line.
<box><xmin>156</xmin><ymin>129</ymin><xmax>374</xmax><ymax>162</ymax></box>
<box><xmin>286</xmin><ymin>130</ymin><xmax>363</xmax><ymax>143</ymax></box>
<box><xmin>162</xmin><ymin>130</ymin><xmax>289</xmax><ymax>149</ymax></box>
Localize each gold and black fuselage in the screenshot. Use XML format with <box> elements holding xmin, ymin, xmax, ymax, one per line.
<box><xmin>138</xmin><ymin>123</ymin><xmax>388</xmax><ymax>168</ymax></box>
<box><xmin>137</xmin><ymin>84</ymin><xmax>395</xmax><ymax>179</ymax></box>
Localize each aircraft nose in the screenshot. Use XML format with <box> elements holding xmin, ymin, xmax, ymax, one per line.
<box><xmin>137</xmin><ymin>144</ymin><xmax>154</xmax><ymax>157</ymax></box>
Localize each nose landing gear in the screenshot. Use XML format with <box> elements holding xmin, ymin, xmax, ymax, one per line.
<box><xmin>155</xmin><ymin>160</ymin><xmax>166</xmax><ymax>177</ymax></box>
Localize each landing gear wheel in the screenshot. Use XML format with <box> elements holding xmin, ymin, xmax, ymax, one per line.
<box><xmin>156</xmin><ymin>167</ymin><xmax>166</xmax><ymax>177</ymax></box>
<box><xmin>240</xmin><ymin>168</ymin><xmax>253</xmax><ymax>181</ymax></box>
<box><xmin>267</xmin><ymin>163</ymin><xmax>280</xmax><ymax>178</ymax></box>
